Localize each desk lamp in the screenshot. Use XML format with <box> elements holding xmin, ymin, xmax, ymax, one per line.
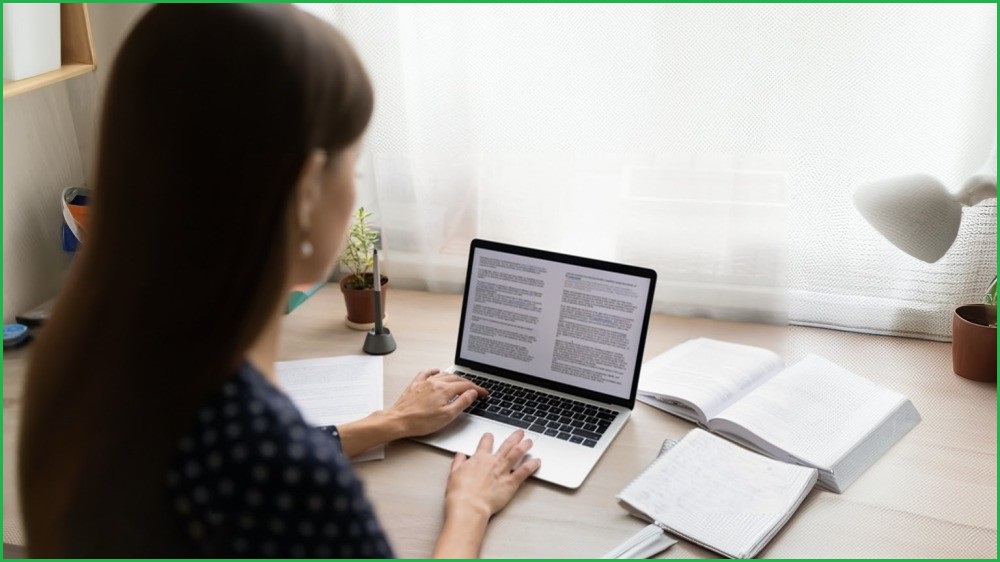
<box><xmin>853</xmin><ymin>161</ymin><xmax>997</xmax><ymax>382</ymax></box>
<box><xmin>853</xmin><ymin>168</ymin><xmax>996</xmax><ymax>263</ymax></box>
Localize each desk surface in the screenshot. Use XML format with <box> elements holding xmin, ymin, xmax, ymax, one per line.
<box><xmin>3</xmin><ymin>286</ymin><xmax>996</xmax><ymax>557</ymax></box>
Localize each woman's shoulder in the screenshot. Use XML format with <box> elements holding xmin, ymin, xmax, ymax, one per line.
<box><xmin>171</xmin><ymin>361</ymin><xmax>349</xmax><ymax>477</ymax></box>
<box><xmin>164</xmin><ymin>362</ymin><xmax>393</xmax><ymax>557</ymax></box>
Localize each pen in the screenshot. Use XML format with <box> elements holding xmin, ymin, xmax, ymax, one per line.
<box><xmin>372</xmin><ymin>248</ymin><xmax>384</xmax><ymax>334</ymax></box>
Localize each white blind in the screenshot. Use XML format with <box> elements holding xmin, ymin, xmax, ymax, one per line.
<box><xmin>301</xmin><ymin>3</ymin><xmax>997</xmax><ymax>339</ymax></box>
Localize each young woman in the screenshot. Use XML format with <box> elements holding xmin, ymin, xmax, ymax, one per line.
<box><xmin>18</xmin><ymin>4</ymin><xmax>539</xmax><ymax>557</ymax></box>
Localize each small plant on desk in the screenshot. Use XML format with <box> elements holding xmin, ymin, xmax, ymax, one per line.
<box><xmin>340</xmin><ymin>207</ymin><xmax>381</xmax><ymax>290</ymax></box>
<box><xmin>951</xmin><ymin>275</ymin><xmax>996</xmax><ymax>381</ymax></box>
<box><xmin>984</xmin><ymin>276</ymin><xmax>996</xmax><ymax>327</ymax></box>
<box><xmin>338</xmin><ymin>207</ymin><xmax>388</xmax><ymax>329</ymax></box>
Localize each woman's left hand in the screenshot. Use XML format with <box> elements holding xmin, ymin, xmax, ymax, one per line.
<box><xmin>387</xmin><ymin>369</ymin><xmax>487</xmax><ymax>437</ymax></box>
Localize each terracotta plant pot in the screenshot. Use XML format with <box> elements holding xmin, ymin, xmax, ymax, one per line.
<box><xmin>952</xmin><ymin>304</ymin><xmax>996</xmax><ymax>383</ymax></box>
<box><xmin>340</xmin><ymin>274</ymin><xmax>388</xmax><ymax>330</ymax></box>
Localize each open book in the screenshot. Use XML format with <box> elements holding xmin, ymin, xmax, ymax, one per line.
<box><xmin>617</xmin><ymin>428</ymin><xmax>817</xmax><ymax>559</ymax></box>
<box><xmin>637</xmin><ymin>338</ymin><xmax>920</xmax><ymax>493</ymax></box>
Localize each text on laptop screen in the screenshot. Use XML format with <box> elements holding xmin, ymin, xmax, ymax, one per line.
<box><xmin>458</xmin><ymin>245</ymin><xmax>653</xmax><ymax>401</ymax></box>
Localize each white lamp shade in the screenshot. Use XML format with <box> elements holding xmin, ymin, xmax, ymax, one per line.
<box><xmin>853</xmin><ymin>174</ymin><xmax>962</xmax><ymax>263</ymax></box>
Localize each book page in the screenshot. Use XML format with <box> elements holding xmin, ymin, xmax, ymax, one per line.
<box><xmin>617</xmin><ymin>428</ymin><xmax>816</xmax><ymax>559</ymax></box>
<box><xmin>637</xmin><ymin>338</ymin><xmax>783</xmax><ymax>422</ymax></box>
<box><xmin>276</xmin><ymin>355</ymin><xmax>385</xmax><ymax>462</ymax></box>
<box><xmin>709</xmin><ymin>355</ymin><xmax>907</xmax><ymax>471</ymax></box>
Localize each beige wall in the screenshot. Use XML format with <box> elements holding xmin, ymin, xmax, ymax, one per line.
<box><xmin>3</xmin><ymin>4</ymin><xmax>149</xmax><ymax>322</ymax></box>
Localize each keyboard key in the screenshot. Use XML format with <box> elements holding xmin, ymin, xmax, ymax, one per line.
<box><xmin>469</xmin><ymin>409</ymin><xmax>530</xmax><ymax>429</ymax></box>
<box><xmin>569</xmin><ymin>436</ymin><xmax>584</xmax><ymax>444</ymax></box>
<box><xmin>571</xmin><ymin>427</ymin><xmax>601</xmax><ymax>441</ymax></box>
<box><xmin>522</xmin><ymin>414</ymin><xmax>536</xmax><ymax>423</ymax></box>
<box><xmin>544</xmin><ymin>428</ymin><xmax>559</xmax><ymax>437</ymax></box>
<box><xmin>528</xmin><ymin>423</ymin><xmax>547</xmax><ymax>433</ymax></box>
<box><xmin>582</xmin><ymin>439</ymin><xmax>597</xmax><ymax>448</ymax></box>
<box><xmin>556</xmin><ymin>432</ymin><xmax>572</xmax><ymax>441</ymax></box>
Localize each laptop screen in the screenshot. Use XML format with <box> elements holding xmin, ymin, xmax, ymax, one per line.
<box><xmin>455</xmin><ymin>239</ymin><xmax>657</xmax><ymax>408</ymax></box>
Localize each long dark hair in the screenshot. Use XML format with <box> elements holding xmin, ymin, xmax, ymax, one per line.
<box><xmin>19</xmin><ymin>5</ymin><xmax>372</xmax><ymax>555</ymax></box>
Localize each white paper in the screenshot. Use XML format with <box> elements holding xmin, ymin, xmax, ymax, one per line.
<box><xmin>276</xmin><ymin>355</ymin><xmax>385</xmax><ymax>462</ymax></box>
<box><xmin>601</xmin><ymin>524</ymin><xmax>677</xmax><ymax>558</ymax></box>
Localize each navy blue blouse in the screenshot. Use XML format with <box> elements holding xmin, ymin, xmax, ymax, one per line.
<box><xmin>166</xmin><ymin>361</ymin><xmax>394</xmax><ymax>557</ymax></box>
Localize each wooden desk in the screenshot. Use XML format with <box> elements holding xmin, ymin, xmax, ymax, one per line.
<box><xmin>3</xmin><ymin>286</ymin><xmax>996</xmax><ymax>557</ymax></box>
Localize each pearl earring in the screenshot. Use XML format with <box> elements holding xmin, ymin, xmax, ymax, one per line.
<box><xmin>301</xmin><ymin>239</ymin><xmax>314</xmax><ymax>258</ymax></box>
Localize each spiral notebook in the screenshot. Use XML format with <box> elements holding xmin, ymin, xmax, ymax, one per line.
<box><xmin>616</xmin><ymin>428</ymin><xmax>817</xmax><ymax>559</ymax></box>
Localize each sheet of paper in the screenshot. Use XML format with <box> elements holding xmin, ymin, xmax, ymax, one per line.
<box><xmin>276</xmin><ymin>355</ymin><xmax>385</xmax><ymax>462</ymax></box>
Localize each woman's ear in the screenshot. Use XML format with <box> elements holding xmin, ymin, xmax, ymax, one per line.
<box><xmin>294</xmin><ymin>150</ymin><xmax>329</xmax><ymax>231</ymax></box>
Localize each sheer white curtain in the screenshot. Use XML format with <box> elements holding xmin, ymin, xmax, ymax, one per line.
<box><xmin>301</xmin><ymin>3</ymin><xmax>996</xmax><ymax>339</ymax></box>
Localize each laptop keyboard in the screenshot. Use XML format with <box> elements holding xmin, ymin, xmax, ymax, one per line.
<box><xmin>454</xmin><ymin>370</ymin><xmax>619</xmax><ymax>448</ymax></box>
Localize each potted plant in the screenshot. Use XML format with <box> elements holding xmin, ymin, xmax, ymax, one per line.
<box><xmin>338</xmin><ymin>207</ymin><xmax>388</xmax><ymax>330</ymax></box>
<box><xmin>952</xmin><ymin>276</ymin><xmax>996</xmax><ymax>382</ymax></box>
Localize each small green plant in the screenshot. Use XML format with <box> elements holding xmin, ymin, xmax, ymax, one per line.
<box><xmin>339</xmin><ymin>207</ymin><xmax>380</xmax><ymax>290</ymax></box>
<box><xmin>985</xmin><ymin>276</ymin><xmax>997</xmax><ymax>327</ymax></box>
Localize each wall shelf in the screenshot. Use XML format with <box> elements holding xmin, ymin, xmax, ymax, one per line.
<box><xmin>3</xmin><ymin>4</ymin><xmax>96</xmax><ymax>99</ymax></box>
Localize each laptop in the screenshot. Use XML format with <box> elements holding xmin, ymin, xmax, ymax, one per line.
<box><xmin>415</xmin><ymin>239</ymin><xmax>657</xmax><ymax>489</ymax></box>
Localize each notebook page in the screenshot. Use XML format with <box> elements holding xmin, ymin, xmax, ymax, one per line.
<box><xmin>617</xmin><ymin>428</ymin><xmax>816</xmax><ymax>559</ymax></box>
<box><xmin>710</xmin><ymin>355</ymin><xmax>906</xmax><ymax>470</ymax></box>
<box><xmin>638</xmin><ymin>339</ymin><xmax>783</xmax><ymax>421</ymax></box>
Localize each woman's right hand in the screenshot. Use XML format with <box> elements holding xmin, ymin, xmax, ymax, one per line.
<box><xmin>433</xmin><ymin>430</ymin><xmax>541</xmax><ymax>558</ymax></box>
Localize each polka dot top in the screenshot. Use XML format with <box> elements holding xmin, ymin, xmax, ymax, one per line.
<box><xmin>166</xmin><ymin>361</ymin><xmax>394</xmax><ymax>557</ymax></box>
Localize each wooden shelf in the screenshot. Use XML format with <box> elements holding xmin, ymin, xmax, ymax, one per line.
<box><xmin>3</xmin><ymin>4</ymin><xmax>96</xmax><ymax>99</ymax></box>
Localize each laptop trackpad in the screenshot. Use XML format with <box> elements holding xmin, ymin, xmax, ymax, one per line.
<box><xmin>415</xmin><ymin>415</ymin><xmax>583</xmax><ymax>481</ymax></box>
<box><xmin>416</xmin><ymin>414</ymin><xmax>514</xmax><ymax>457</ymax></box>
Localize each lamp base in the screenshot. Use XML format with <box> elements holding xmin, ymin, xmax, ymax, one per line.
<box><xmin>363</xmin><ymin>327</ymin><xmax>397</xmax><ymax>355</ymax></box>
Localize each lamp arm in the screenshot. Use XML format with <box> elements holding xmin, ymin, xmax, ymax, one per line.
<box><xmin>955</xmin><ymin>173</ymin><xmax>997</xmax><ymax>206</ymax></box>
